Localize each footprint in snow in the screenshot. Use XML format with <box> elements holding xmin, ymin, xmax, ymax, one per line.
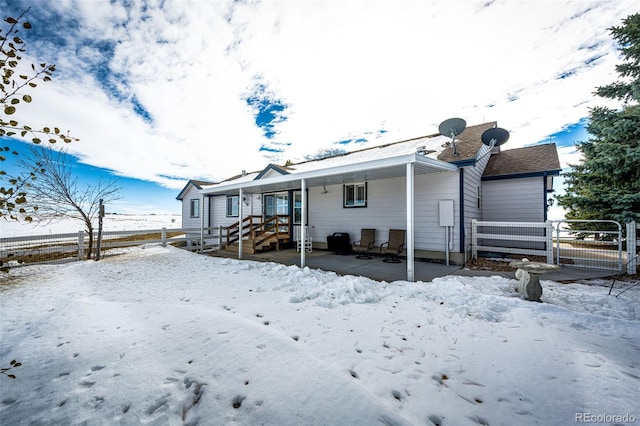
<box><xmin>232</xmin><ymin>395</ymin><xmax>246</xmax><ymax>409</ymax></box>
<box><xmin>469</xmin><ymin>414</ymin><xmax>490</xmax><ymax>425</ymax></box>
<box><xmin>428</xmin><ymin>414</ymin><xmax>444</xmax><ymax>426</ymax></box>
<box><xmin>78</xmin><ymin>380</ymin><xmax>96</xmax><ymax>389</ymax></box>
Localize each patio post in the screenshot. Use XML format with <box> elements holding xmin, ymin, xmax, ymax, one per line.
<box><xmin>238</xmin><ymin>187</ymin><xmax>243</xmax><ymax>260</ymax></box>
<box><xmin>301</xmin><ymin>178</ymin><xmax>307</xmax><ymax>268</ymax></box>
<box><xmin>406</xmin><ymin>163</ymin><xmax>415</xmax><ymax>282</ymax></box>
<box><xmin>200</xmin><ymin>194</ymin><xmax>205</xmax><ymax>253</ymax></box>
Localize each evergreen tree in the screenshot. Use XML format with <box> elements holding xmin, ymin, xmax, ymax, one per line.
<box><xmin>558</xmin><ymin>13</ymin><xmax>640</xmax><ymax>225</ymax></box>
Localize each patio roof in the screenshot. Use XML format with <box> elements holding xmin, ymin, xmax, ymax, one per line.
<box><xmin>200</xmin><ymin>152</ymin><xmax>458</xmax><ymax>195</ymax></box>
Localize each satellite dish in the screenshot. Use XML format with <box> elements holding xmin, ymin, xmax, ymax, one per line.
<box><xmin>481</xmin><ymin>127</ymin><xmax>509</xmax><ymax>147</ymax></box>
<box><xmin>439</xmin><ymin>118</ymin><xmax>466</xmax><ymax>138</ymax></box>
<box><xmin>438</xmin><ymin>118</ymin><xmax>466</xmax><ymax>157</ymax></box>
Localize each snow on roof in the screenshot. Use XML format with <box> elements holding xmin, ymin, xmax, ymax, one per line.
<box><xmin>197</xmin><ymin>122</ymin><xmax>496</xmax><ymax>192</ymax></box>
<box><xmin>285</xmin><ymin>134</ymin><xmax>450</xmax><ymax>174</ymax></box>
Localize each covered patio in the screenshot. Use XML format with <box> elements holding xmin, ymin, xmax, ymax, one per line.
<box><xmin>206</xmin><ymin>247</ymin><xmax>617</xmax><ymax>283</ymax></box>
<box><xmin>200</xmin><ymin>152</ymin><xmax>459</xmax><ymax>282</ymax></box>
<box><xmin>208</xmin><ymin>247</ymin><xmax>465</xmax><ymax>282</ymax></box>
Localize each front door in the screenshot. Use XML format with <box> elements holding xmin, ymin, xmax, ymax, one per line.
<box><xmin>263</xmin><ymin>192</ymin><xmax>289</xmax><ymax>219</ymax></box>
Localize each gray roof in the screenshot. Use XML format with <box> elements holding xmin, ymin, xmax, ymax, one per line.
<box><xmin>176</xmin><ymin>179</ymin><xmax>217</xmax><ymax>200</ymax></box>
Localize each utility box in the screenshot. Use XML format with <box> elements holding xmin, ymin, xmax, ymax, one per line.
<box><xmin>439</xmin><ymin>200</ymin><xmax>454</xmax><ymax>227</ymax></box>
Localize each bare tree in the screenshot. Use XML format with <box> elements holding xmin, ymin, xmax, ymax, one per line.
<box><xmin>1</xmin><ymin>8</ymin><xmax>78</xmax><ymax>220</ymax></box>
<box><xmin>19</xmin><ymin>145</ymin><xmax>121</xmax><ymax>259</ymax></box>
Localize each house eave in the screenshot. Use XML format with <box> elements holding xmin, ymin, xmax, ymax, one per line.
<box><xmin>201</xmin><ymin>154</ymin><xmax>458</xmax><ymax>195</ymax></box>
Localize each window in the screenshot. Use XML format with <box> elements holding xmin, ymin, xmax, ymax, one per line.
<box><xmin>226</xmin><ymin>195</ymin><xmax>239</xmax><ymax>217</ymax></box>
<box><xmin>264</xmin><ymin>192</ymin><xmax>288</xmax><ymax>218</ymax></box>
<box><xmin>189</xmin><ymin>199</ymin><xmax>200</xmax><ymax>218</ymax></box>
<box><xmin>343</xmin><ymin>183</ymin><xmax>367</xmax><ymax>208</ymax></box>
<box><xmin>477</xmin><ymin>186</ymin><xmax>482</xmax><ymax>210</ymax></box>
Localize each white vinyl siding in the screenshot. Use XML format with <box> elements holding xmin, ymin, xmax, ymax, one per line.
<box><xmin>180</xmin><ymin>185</ymin><xmax>206</xmax><ymax>230</ymax></box>
<box><xmin>461</xmin><ymin>144</ymin><xmax>492</xmax><ymax>252</ymax></box>
<box><xmin>308</xmin><ymin>171</ymin><xmax>460</xmax><ymax>252</ymax></box>
<box><xmin>482</xmin><ymin>177</ymin><xmax>545</xmax><ymax>222</ymax></box>
<box><xmin>210</xmin><ymin>193</ymin><xmax>262</xmax><ymax>228</ymax></box>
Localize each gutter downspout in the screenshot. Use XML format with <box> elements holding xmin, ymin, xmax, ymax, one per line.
<box><xmin>543</xmin><ymin>173</ymin><xmax>548</xmax><ymax>222</ymax></box>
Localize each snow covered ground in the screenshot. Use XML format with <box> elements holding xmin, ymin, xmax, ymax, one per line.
<box><xmin>0</xmin><ymin>245</ymin><xmax>638</xmax><ymax>425</ymax></box>
<box><xmin>0</xmin><ymin>214</ymin><xmax>182</xmax><ymax>238</ymax></box>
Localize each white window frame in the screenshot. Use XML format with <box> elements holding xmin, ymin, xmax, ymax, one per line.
<box><xmin>343</xmin><ymin>182</ymin><xmax>367</xmax><ymax>208</ymax></box>
<box><xmin>189</xmin><ymin>198</ymin><xmax>200</xmax><ymax>218</ymax></box>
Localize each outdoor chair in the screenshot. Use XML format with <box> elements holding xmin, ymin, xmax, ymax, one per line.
<box><xmin>380</xmin><ymin>229</ymin><xmax>405</xmax><ymax>263</ymax></box>
<box><xmin>295</xmin><ymin>226</ymin><xmax>313</xmax><ymax>253</ymax></box>
<box><xmin>352</xmin><ymin>228</ymin><xmax>376</xmax><ymax>259</ymax></box>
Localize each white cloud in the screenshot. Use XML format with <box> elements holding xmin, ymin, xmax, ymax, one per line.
<box><xmin>4</xmin><ymin>0</ymin><xmax>637</xmax><ymax>189</ymax></box>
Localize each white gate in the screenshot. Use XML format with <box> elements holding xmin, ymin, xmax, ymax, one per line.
<box><xmin>555</xmin><ymin>220</ymin><xmax>623</xmax><ymax>272</ymax></box>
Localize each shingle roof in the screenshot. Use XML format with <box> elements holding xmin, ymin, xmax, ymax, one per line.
<box><xmin>176</xmin><ymin>179</ymin><xmax>217</xmax><ymax>200</ymax></box>
<box><xmin>190</xmin><ymin>179</ymin><xmax>217</xmax><ymax>188</ymax></box>
<box><xmin>482</xmin><ymin>143</ymin><xmax>561</xmax><ymax>178</ymax></box>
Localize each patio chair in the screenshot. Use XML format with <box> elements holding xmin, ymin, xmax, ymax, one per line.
<box><xmin>380</xmin><ymin>229</ymin><xmax>405</xmax><ymax>263</ymax></box>
<box><xmin>352</xmin><ymin>228</ymin><xmax>376</xmax><ymax>259</ymax></box>
<box><xmin>295</xmin><ymin>226</ymin><xmax>313</xmax><ymax>253</ymax></box>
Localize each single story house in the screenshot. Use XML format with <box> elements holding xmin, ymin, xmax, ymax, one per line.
<box><xmin>177</xmin><ymin>121</ymin><xmax>561</xmax><ymax>281</ymax></box>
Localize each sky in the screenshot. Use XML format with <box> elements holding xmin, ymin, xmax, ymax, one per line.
<box><xmin>1</xmin><ymin>243</ymin><xmax>638</xmax><ymax>424</ymax></box>
<box><xmin>0</xmin><ymin>0</ymin><xmax>636</xmax><ymax>215</ymax></box>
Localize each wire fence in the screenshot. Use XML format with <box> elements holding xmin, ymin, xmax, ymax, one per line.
<box><xmin>3</xmin><ymin>221</ymin><xmax>638</xmax><ymax>274</ymax></box>
<box><xmin>0</xmin><ymin>227</ymin><xmax>224</xmax><ymax>270</ymax></box>
<box><xmin>472</xmin><ymin>219</ymin><xmax>638</xmax><ymax>273</ymax></box>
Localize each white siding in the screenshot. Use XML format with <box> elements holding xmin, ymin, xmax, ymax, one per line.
<box><xmin>180</xmin><ymin>185</ymin><xmax>206</xmax><ymax>230</ymax></box>
<box><xmin>462</xmin><ymin>145</ymin><xmax>492</xmax><ymax>252</ymax></box>
<box><xmin>482</xmin><ymin>177</ymin><xmax>545</xmax><ymax>222</ymax></box>
<box><xmin>307</xmin><ymin>171</ymin><xmax>460</xmax><ymax>252</ymax></box>
<box><xmin>210</xmin><ymin>193</ymin><xmax>262</xmax><ymax>228</ymax></box>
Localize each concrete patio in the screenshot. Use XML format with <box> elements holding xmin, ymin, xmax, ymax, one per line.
<box><xmin>207</xmin><ymin>248</ymin><xmax>616</xmax><ymax>283</ymax></box>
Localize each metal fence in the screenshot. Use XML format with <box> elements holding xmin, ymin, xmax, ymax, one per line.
<box><xmin>0</xmin><ymin>226</ymin><xmax>225</xmax><ymax>269</ymax></box>
<box><xmin>627</xmin><ymin>221</ymin><xmax>639</xmax><ymax>275</ymax></box>
<box><xmin>554</xmin><ymin>220</ymin><xmax>622</xmax><ymax>272</ymax></box>
<box><xmin>471</xmin><ymin>219</ymin><xmax>637</xmax><ymax>273</ymax></box>
<box><xmin>471</xmin><ymin>220</ymin><xmax>553</xmax><ymax>263</ymax></box>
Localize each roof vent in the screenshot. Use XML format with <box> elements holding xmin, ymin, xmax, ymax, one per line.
<box><xmin>416</xmin><ymin>145</ymin><xmax>436</xmax><ymax>156</ymax></box>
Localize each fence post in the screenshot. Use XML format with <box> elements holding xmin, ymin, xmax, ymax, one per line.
<box><xmin>218</xmin><ymin>225</ymin><xmax>223</xmax><ymax>250</ymax></box>
<box><xmin>471</xmin><ymin>219</ymin><xmax>477</xmax><ymax>260</ymax></box>
<box><xmin>545</xmin><ymin>221</ymin><xmax>554</xmax><ymax>264</ymax></box>
<box><xmin>628</xmin><ymin>222</ymin><xmax>637</xmax><ymax>275</ymax></box>
<box><xmin>77</xmin><ymin>231</ymin><xmax>84</xmax><ymax>260</ymax></box>
<box><xmin>161</xmin><ymin>228</ymin><xmax>167</xmax><ymax>247</ymax></box>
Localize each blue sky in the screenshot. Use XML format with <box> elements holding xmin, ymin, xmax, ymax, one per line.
<box><xmin>0</xmin><ymin>0</ymin><xmax>636</xmax><ymax>215</ymax></box>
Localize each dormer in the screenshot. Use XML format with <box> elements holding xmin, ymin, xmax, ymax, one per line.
<box><xmin>254</xmin><ymin>164</ymin><xmax>291</xmax><ymax>180</ymax></box>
